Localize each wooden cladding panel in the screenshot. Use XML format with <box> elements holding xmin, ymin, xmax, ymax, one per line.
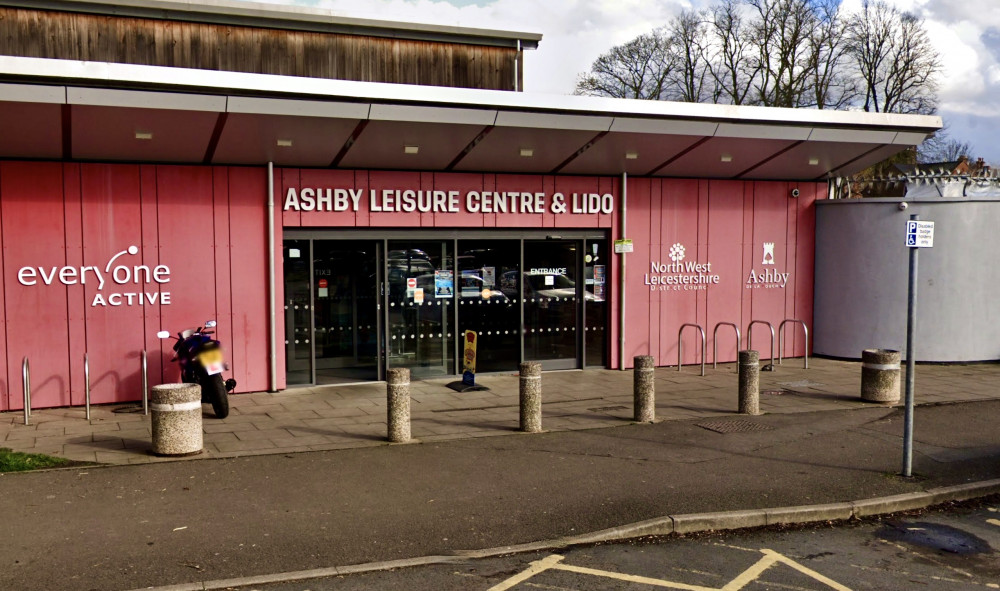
<box><xmin>0</xmin><ymin>8</ymin><xmax>518</xmax><ymax>90</ymax></box>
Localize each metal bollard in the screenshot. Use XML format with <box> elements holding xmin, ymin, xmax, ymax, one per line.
<box><xmin>519</xmin><ymin>362</ymin><xmax>542</xmax><ymax>433</ymax></box>
<box><xmin>738</xmin><ymin>350</ymin><xmax>761</xmax><ymax>415</ymax></box>
<box><xmin>386</xmin><ymin>368</ymin><xmax>411</xmax><ymax>443</ymax></box>
<box><xmin>84</xmin><ymin>353</ymin><xmax>91</xmax><ymax>421</ymax></box>
<box><xmin>141</xmin><ymin>350</ymin><xmax>149</xmax><ymax>415</ymax></box>
<box><xmin>22</xmin><ymin>357</ymin><xmax>31</xmax><ymax>426</ymax></box>
<box><xmin>633</xmin><ymin>355</ymin><xmax>655</xmax><ymax>422</ymax></box>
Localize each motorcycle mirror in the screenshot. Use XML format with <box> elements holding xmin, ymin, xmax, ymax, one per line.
<box><xmin>156</xmin><ymin>330</ymin><xmax>171</xmax><ymax>339</ymax></box>
<box><xmin>205</xmin><ymin>320</ymin><xmax>217</xmax><ymax>328</ymax></box>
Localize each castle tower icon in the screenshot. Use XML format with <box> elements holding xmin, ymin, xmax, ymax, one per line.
<box><xmin>762</xmin><ymin>242</ymin><xmax>775</xmax><ymax>265</ymax></box>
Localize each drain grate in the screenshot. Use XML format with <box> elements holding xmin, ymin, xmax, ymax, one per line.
<box><xmin>588</xmin><ymin>405</ymin><xmax>629</xmax><ymax>412</ymax></box>
<box><xmin>696</xmin><ymin>419</ymin><xmax>774</xmax><ymax>434</ymax></box>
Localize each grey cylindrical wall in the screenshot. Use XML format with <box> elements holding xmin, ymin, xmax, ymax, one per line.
<box><xmin>814</xmin><ymin>198</ymin><xmax>1000</xmax><ymax>362</ymax></box>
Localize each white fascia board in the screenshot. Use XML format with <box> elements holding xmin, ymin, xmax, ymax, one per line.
<box><xmin>495</xmin><ymin>111</ymin><xmax>613</xmax><ymax>131</ymax></box>
<box><xmin>715</xmin><ymin>122</ymin><xmax>811</xmax><ymax>141</ymax></box>
<box><xmin>0</xmin><ymin>82</ymin><xmax>65</xmax><ymax>104</ymax></box>
<box><xmin>68</xmin><ymin>86</ymin><xmax>226</xmax><ymax>111</ymax></box>
<box><xmin>0</xmin><ymin>56</ymin><xmax>942</xmax><ymax>135</ymax></box>
<box><xmin>892</xmin><ymin>131</ymin><xmax>933</xmax><ymax>145</ymax></box>
<box><xmin>608</xmin><ymin>118</ymin><xmax>718</xmax><ymax>136</ymax></box>
<box><xmin>228</xmin><ymin>96</ymin><xmax>369</xmax><ymax>119</ymax></box>
<box><xmin>807</xmin><ymin>128</ymin><xmax>898</xmax><ymax>144</ymax></box>
<box><xmin>368</xmin><ymin>104</ymin><xmax>496</xmax><ymax>126</ymax></box>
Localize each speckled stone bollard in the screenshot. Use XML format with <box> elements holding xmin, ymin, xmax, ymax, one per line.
<box><xmin>738</xmin><ymin>350</ymin><xmax>761</xmax><ymax>415</ymax></box>
<box><xmin>633</xmin><ymin>355</ymin><xmax>655</xmax><ymax>422</ymax></box>
<box><xmin>150</xmin><ymin>383</ymin><xmax>203</xmax><ymax>456</ymax></box>
<box><xmin>386</xmin><ymin>368</ymin><xmax>411</xmax><ymax>443</ymax></box>
<box><xmin>861</xmin><ymin>349</ymin><xmax>901</xmax><ymax>403</ymax></box>
<box><xmin>519</xmin><ymin>362</ymin><xmax>542</xmax><ymax>433</ymax></box>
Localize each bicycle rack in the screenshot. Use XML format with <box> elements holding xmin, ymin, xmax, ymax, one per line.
<box><xmin>84</xmin><ymin>353</ymin><xmax>91</xmax><ymax>421</ymax></box>
<box><xmin>712</xmin><ymin>322</ymin><xmax>741</xmax><ymax>370</ymax></box>
<box><xmin>678</xmin><ymin>323</ymin><xmax>706</xmax><ymax>376</ymax></box>
<box><xmin>22</xmin><ymin>357</ymin><xmax>31</xmax><ymax>426</ymax></box>
<box><xmin>778</xmin><ymin>319</ymin><xmax>810</xmax><ymax>369</ymax></box>
<box><xmin>141</xmin><ymin>350</ymin><xmax>149</xmax><ymax>415</ymax></box>
<box><xmin>746</xmin><ymin>320</ymin><xmax>776</xmax><ymax>370</ymax></box>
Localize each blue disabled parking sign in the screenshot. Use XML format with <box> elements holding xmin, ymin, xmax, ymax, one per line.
<box><xmin>905</xmin><ymin>220</ymin><xmax>934</xmax><ymax>248</ymax></box>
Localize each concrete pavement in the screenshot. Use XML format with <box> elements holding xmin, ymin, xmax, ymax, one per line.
<box><xmin>2</xmin><ymin>357</ymin><xmax>999</xmax><ymax>464</ymax></box>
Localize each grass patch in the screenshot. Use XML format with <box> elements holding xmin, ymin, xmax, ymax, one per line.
<box><xmin>0</xmin><ymin>447</ymin><xmax>75</xmax><ymax>472</ymax></box>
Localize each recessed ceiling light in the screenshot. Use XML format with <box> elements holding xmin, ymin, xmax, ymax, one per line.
<box><xmin>808</xmin><ymin>157</ymin><xmax>820</xmax><ymax>165</ymax></box>
<box><xmin>720</xmin><ymin>154</ymin><xmax>732</xmax><ymax>163</ymax></box>
<box><xmin>277</xmin><ymin>139</ymin><xmax>293</xmax><ymax>147</ymax></box>
<box><xmin>520</xmin><ymin>148</ymin><xmax>534</xmax><ymax>157</ymax></box>
<box><xmin>404</xmin><ymin>145</ymin><xmax>419</xmax><ymax>154</ymax></box>
<box><xmin>135</xmin><ymin>131</ymin><xmax>153</xmax><ymax>140</ymax></box>
<box><xmin>625</xmin><ymin>151</ymin><xmax>639</xmax><ymax>160</ymax></box>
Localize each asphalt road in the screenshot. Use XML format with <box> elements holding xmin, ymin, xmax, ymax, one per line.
<box><xmin>234</xmin><ymin>498</ymin><xmax>1000</xmax><ymax>591</ymax></box>
<box><xmin>1</xmin><ymin>402</ymin><xmax>998</xmax><ymax>591</ymax></box>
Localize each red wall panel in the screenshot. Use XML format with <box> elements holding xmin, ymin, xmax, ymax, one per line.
<box><xmin>1</xmin><ymin>162</ymin><xmax>72</xmax><ymax>408</ymax></box>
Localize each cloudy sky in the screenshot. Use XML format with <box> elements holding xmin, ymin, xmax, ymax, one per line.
<box><xmin>249</xmin><ymin>0</ymin><xmax>998</xmax><ymax>163</ymax></box>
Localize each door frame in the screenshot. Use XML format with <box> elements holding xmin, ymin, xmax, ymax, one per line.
<box><xmin>284</xmin><ymin>229</ymin><xmax>609</xmax><ymax>384</ymax></box>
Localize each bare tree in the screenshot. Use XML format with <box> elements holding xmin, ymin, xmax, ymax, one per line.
<box><xmin>575</xmin><ymin>29</ymin><xmax>674</xmax><ymax>99</ymax></box>
<box><xmin>747</xmin><ymin>0</ymin><xmax>817</xmax><ymax>107</ymax></box>
<box><xmin>807</xmin><ymin>0</ymin><xmax>857</xmax><ymax>110</ymax></box>
<box><xmin>918</xmin><ymin>125</ymin><xmax>974</xmax><ymax>163</ymax></box>
<box><xmin>847</xmin><ymin>0</ymin><xmax>939</xmax><ymax>114</ymax></box>
<box><xmin>665</xmin><ymin>10</ymin><xmax>711</xmax><ymax>103</ymax></box>
<box><xmin>705</xmin><ymin>0</ymin><xmax>758</xmax><ymax>105</ymax></box>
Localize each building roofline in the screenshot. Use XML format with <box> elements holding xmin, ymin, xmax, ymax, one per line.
<box><xmin>1</xmin><ymin>0</ymin><xmax>542</xmax><ymax>49</ymax></box>
<box><xmin>0</xmin><ymin>56</ymin><xmax>942</xmax><ymax>136</ymax></box>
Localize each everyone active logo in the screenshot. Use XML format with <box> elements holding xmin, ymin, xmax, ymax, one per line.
<box><xmin>17</xmin><ymin>245</ymin><xmax>172</xmax><ymax>307</ymax></box>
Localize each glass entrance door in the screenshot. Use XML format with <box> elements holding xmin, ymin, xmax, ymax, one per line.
<box><xmin>386</xmin><ymin>240</ymin><xmax>455</xmax><ymax>378</ymax></box>
<box><xmin>456</xmin><ymin>240</ymin><xmax>521</xmax><ymax>373</ymax></box>
<box><xmin>313</xmin><ymin>241</ymin><xmax>381</xmax><ymax>384</ymax></box>
<box><xmin>283</xmin><ymin>240</ymin><xmax>313</xmax><ymax>385</ymax></box>
<box><xmin>523</xmin><ymin>240</ymin><xmax>581</xmax><ymax>369</ymax></box>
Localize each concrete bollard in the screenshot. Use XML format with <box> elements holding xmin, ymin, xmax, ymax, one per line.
<box><xmin>738</xmin><ymin>350</ymin><xmax>761</xmax><ymax>415</ymax></box>
<box><xmin>861</xmin><ymin>349</ymin><xmax>901</xmax><ymax>403</ymax></box>
<box><xmin>386</xmin><ymin>368</ymin><xmax>411</xmax><ymax>443</ymax></box>
<box><xmin>519</xmin><ymin>362</ymin><xmax>542</xmax><ymax>433</ymax></box>
<box><xmin>633</xmin><ymin>355</ymin><xmax>655</xmax><ymax>422</ymax></box>
<box><xmin>150</xmin><ymin>383</ymin><xmax>203</xmax><ymax>456</ymax></box>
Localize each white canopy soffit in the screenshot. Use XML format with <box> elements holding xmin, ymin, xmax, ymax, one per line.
<box><xmin>0</xmin><ymin>56</ymin><xmax>941</xmax><ymax>180</ymax></box>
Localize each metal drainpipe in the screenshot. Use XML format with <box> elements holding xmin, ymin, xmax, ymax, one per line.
<box><xmin>619</xmin><ymin>172</ymin><xmax>627</xmax><ymax>370</ymax></box>
<box><xmin>514</xmin><ymin>40</ymin><xmax>521</xmax><ymax>92</ymax></box>
<box><xmin>268</xmin><ymin>162</ymin><xmax>278</xmax><ymax>392</ymax></box>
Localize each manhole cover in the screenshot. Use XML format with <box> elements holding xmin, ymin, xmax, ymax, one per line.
<box><xmin>696</xmin><ymin>420</ymin><xmax>774</xmax><ymax>434</ymax></box>
<box><xmin>588</xmin><ymin>405</ymin><xmax>629</xmax><ymax>412</ymax></box>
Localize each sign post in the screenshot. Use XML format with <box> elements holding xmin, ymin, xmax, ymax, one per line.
<box><xmin>902</xmin><ymin>215</ymin><xmax>933</xmax><ymax>477</ymax></box>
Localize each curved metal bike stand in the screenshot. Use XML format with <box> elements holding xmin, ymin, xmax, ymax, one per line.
<box><xmin>84</xmin><ymin>353</ymin><xmax>91</xmax><ymax>421</ymax></box>
<box><xmin>712</xmin><ymin>322</ymin><xmax>741</xmax><ymax>370</ymax></box>
<box><xmin>678</xmin><ymin>323</ymin><xmax>707</xmax><ymax>376</ymax></box>
<box><xmin>141</xmin><ymin>350</ymin><xmax>149</xmax><ymax>415</ymax></box>
<box><xmin>778</xmin><ymin>319</ymin><xmax>810</xmax><ymax>369</ymax></box>
<box><xmin>746</xmin><ymin>320</ymin><xmax>776</xmax><ymax>370</ymax></box>
<box><xmin>22</xmin><ymin>357</ymin><xmax>31</xmax><ymax>426</ymax></box>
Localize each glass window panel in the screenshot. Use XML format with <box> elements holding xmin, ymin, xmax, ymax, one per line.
<box><xmin>584</xmin><ymin>239</ymin><xmax>609</xmax><ymax>368</ymax></box>
<box><xmin>456</xmin><ymin>240</ymin><xmax>521</xmax><ymax>373</ymax></box>
<box><xmin>523</xmin><ymin>240</ymin><xmax>579</xmax><ymax>367</ymax></box>
<box><xmin>283</xmin><ymin>239</ymin><xmax>312</xmax><ymax>385</ymax></box>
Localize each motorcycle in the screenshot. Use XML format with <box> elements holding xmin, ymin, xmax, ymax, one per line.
<box><xmin>157</xmin><ymin>320</ymin><xmax>237</xmax><ymax>418</ymax></box>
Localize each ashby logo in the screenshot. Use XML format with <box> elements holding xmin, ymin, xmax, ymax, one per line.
<box><xmin>645</xmin><ymin>243</ymin><xmax>720</xmax><ymax>292</ymax></box>
<box><xmin>17</xmin><ymin>246</ymin><xmax>172</xmax><ymax>307</ymax></box>
<box><xmin>746</xmin><ymin>242</ymin><xmax>790</xmax><ymax>289</ymax></box>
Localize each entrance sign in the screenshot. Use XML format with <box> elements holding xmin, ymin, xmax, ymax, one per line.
<box><xmin>905</xmin><ymin>220</ymin><xmax>934</xmax><ymax>247</ymax></box>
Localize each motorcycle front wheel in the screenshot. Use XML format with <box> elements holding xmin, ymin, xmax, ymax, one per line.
<box><xmin>205</xmin><ymin>374</ymin><xmax>230</xmax><ymax>419</ymax></box>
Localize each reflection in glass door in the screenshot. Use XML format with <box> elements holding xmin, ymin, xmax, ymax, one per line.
<box><xmin>584</xmin><ymin>239</ymin><xmax>608</xmax><ymax>368</ymax></box>
<box><xmin>524</xmin><ymin>240</ymin><xmax>580</xmax><ymax>369</ymax></box>
<box><xmin>386</xmin><ymin>241</ymin><xmax>455</xmax><ymax>378</ymax></box>
<box><xmin>456</xmin><ymin>240</ymin><xmax>521</xmax><ymax>373</ymax></box>
<box><xmin>283</xmin><ymin>240</ymin><xmax>313</xmax><ymax>385</ymax></box>
<box><xmin>313</xmin><ymin>241</ymin><xmax>381</xmax><ymax>384</ymax></box>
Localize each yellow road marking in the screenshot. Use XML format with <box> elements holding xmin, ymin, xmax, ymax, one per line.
<box><xmin>486</xmin><ymin>554</ymin><xmax>564</xmax><ymax>591</ymax></box>
<box><xmin>488</xmin><ymin>549</ymin><xmax>852</xmax><ymax>591</ymax></box>
<box><xmin>986</xmin><ymin>519</ymin><xmax>1000</xmax><ymax>527</ymax></box>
